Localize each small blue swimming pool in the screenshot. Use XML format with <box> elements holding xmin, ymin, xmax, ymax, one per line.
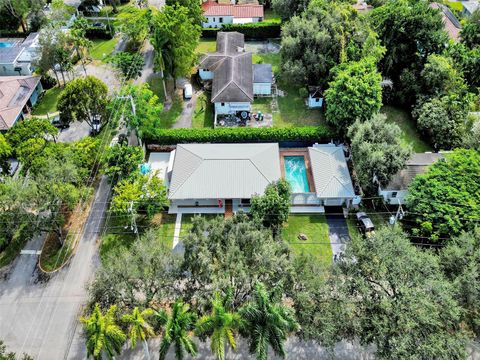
<box><xmin>0</xmin><ymin>42</ymin><xmax>13</xmax><ymax>48</ymax></box>
<box><xmin>284</xmin><ymin>156</ymin><xmax>310</xmax><ymax>193</ymax></box>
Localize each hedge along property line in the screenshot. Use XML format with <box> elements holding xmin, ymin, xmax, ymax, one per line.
<box><xmin>142</xmin><ymin>126</ymin><xmax>333</xmax><ymax>145</ymax></box>
<box><xmin>202</xmin><ymin>21</ymin><xmax>281</xmax><ymax>40</ymax></box>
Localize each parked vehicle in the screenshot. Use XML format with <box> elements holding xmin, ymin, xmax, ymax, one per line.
<box><xmin>183</xmin><ymin>83</ymin><xmax>193</xmax><ymax>100</ymax></box>
<box><xmin>90</xmin><ymin>114</ymin><xmax>102</xmax><ymax>135</ymax></box>
<box><xmin>356</xmin><ymin>212</ymin><xmax>375</xmax><ymax>237</ymax></box>
<box><xmin>51</xmin><ymin>116</ymin><xmax>69</xmax><ymax>130</ymax></box>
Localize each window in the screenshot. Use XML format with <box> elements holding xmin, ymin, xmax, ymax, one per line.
<box><xmin>219</xmin><ymin>17</ymin><xmax>223</xmax><ymax>23</ymax></box>
<box><xmin>391</xmin><ymin>192</ymin><xmax>398</xmax><ymax>198</ymax></box>
<box><xmin>221</xmin><ymin>102</ymin><xmax>225</xmax><ymax>106</ymax></box>
<box><xmin>213</xmin><ymin>17</ymin><xmax>215</xmax><ymax>22</ymax></box>
<box><xmin>315</xmin><ymin>98</ymin><xmax>319</xmax><ymax>102</ymax></box>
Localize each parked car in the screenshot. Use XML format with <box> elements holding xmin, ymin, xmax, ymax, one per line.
<box><xmin>356</xmin><ymin>212</ymin><xmax>375</xmax><ymax>237</ymax></box>
<box><xmin>90</xmin><ymin>114</ymin><xmax>102</xmax><ymax>135</ymax></box>
<box><xmin>183</xmin><ymin>83</ymin><xmax>193</xmax><ymax>100</ymax></box>
<box><xmin>51</xmin><ymin>116</ymin><xmax>69</xmax><ymax>130</ymax></box>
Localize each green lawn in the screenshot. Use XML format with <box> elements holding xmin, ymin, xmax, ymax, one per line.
<box><xmin>148</xmin><ymin>76</ymin><xmax>168</xmax><ymax>102</ymax></box>
<box><xmin>31</xmin><ymin>87</ymin><xmax>63</xmax><ymax>116</ymax></box>
<box><xmin>283</xmin><ymin>214</ymin><xmax>332</xmax><ymax>265</ymax></box>
<box><xmin>180</xmin><ymin>214</ymin><xmax>220</xmax><ymax>238</ymax></box>
<box><xmin>264</xmin><ymin>9</ymin><xmax>281</xmax><ymax>21</ymax></box>
<box><xmin>146</xmin><ymin>77</ymin><xmax>183</xmax><ymax>128</ymax></box>
<box><xmin>193</xmin><ymin>93</ymin><xmax>214</xmax><ymax>128</ymax></box>
<box><xmin>196</xmin><ymin>39</ymin><xmax>217</xmax><ymax>55</ymax></box>
<box><xmin>90</xmin><ymin>38</ymin><xmax>118</xmax><ymax>61</ymax></box>
<box><xmin>382</xmin><ymin>105</ymin><xmax>432</xmax><ymax>153</ymax></box>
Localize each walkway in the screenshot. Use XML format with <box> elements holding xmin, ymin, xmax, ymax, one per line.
<box><xmin>326</xmin><ymin>211</ymin><xmax>350</xmax><ymax>262</ymax></box>
<box><xmin>172</xmin><ymin>213</ymin><xmax>183</xmax><ymax>253</ymax></box>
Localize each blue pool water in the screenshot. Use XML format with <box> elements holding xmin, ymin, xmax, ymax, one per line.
<box><xmin>0</xmin><ymin>42</ymin><xmax>13</xmax><ymax>48</ymax></box>
<box><xmin>284</xmin><ymin>156</ymin><xmax>310</xmax><ymax>193</ymax></box>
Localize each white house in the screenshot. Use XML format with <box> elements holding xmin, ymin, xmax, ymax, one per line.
<box><xmin>202</xmin><ymin>2</ymin><xmax>264</xmax><ymax>28</ymax></box>
<box><xmin>163</xmin><ymin>143</ymin><xmax>358</xmax><ymax>215</ymax></box>
<box><xmin>198</xmin><ymin>32</ymin><xmax>273</xmax><ymax>122</ymax></box>
<box><xmin>0</xmin><ymin>33</ymin><xmax>40</xmax><ymax>76</ymax></box>
<box><xmin>377</xmin><ymin>152</ymin><xmax>444</xmax><ymax>205</ymax></box>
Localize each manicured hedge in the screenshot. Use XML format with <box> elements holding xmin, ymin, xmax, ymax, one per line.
<box><xmin>202</xmin><ymin>21</ymin><xmax>281</xmax><ymax>40</ymax></box>
<box><xmin>142</xmin><ymin>126</ymin><xmax>332</xmax><ymax>145</ymax></box>
<box><xmin>85</xmin><ymin>24</ymin><xmax>115</xmax><ymax>39</ymax></box>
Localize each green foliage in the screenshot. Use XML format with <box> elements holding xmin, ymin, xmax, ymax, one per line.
<box><xmin>115</xmin><ymin>6</ymin><xmax>150</xmax><ymax>50</ymax></box>
<box><xmin>120</xmin><ymin>84</ymin><xmax>164</xmax><ymax>130</ymax></box>
<box><xmin>141</xmin><ymin>126</ymin><xmax>332</xmax><ymax>145</ymax></box>
<box><xmin>202</xmin><ymin>21</ymin><xmax>281</xmax><ymax>40</ymax></box>
<box><xmin>5</xmin><ymin>118</ymin><xmax>58</xmax><ymax>150</ymax></box>
<box><xmin>461</xmin><ymin>9</ymin><xmax>480</xmax><ymax>49</ymax></box>
<box><xmin>446</xmin><ymin>42</ymin><xmax>480</xmax><ymax>89</ymax></box>
<box><xmin>80</xmin><ymin>304</ymin><xmax>126</xmax><ymax>360</ymax></box>
<box><xmin>166</xmin><ymin>0</ymin><xmax>203</xmax><ymax>26</ymax></box>
<box><xmin>57</xmin><ymin>76</ymin><xmax>109</xmax><ymax>130</ymax></box>
<box><xmin>0</xmin><ymin>340</ymin><xmax>33</xmax><ymax>360</ymax></box>
<box><xmin>158</xmin><ymin>301</ymin><xmax>198</xmax><ymax>360</ymax></box>
<box><xmin>109</xmin><ymin>52</ymin><xmax>145</xmax><ymax>80</ymax></box>
<box><xmin>0</xmin><ymin>133</ymin><xmax>12</xmax><ymax>175</ymax></box>
<box><xmin>406</xmin><ymin>149</ymin><xmax>480</xmax><ymax>242</ymax></box>
<box><xmin>321</xmin><ymin>227</ymin><xmax>469</xmax><ymax>358</ymax></box>
<box><xmin>272</xmin><ymin>0</ymin><xmax>309</xmax><ymax>20</ymax></box>
<box><xmin>239</xmin><ymin>283</ymin><xmax>299</xmax><ymax>360</ymax></box>
<box><xmin>348</xmin><ymin>114</ymin><xmax>412</xmax><ymax>194</ymax></box>
<box><xmin>325</xmin><ymin>58</ymin><xmax>382</xmax><ymax>131</ymax></box>
<box><xmin>195</xmin><ymin>293</ymin><xmax>241</xmax><ymax>360</ymax></box>
<box><xmin>280</xmin><ymin>0</ymin><xmax>369</xmax><ymax>87</ymax></box>
<box><xmin>413</xmin><ymin>95</ymin><xmax>468</xmax><ymax>150</ymax></box>
<box><xmin>440</xmin><ymin>228</ymin><xmax>480</xmax><ymax>337</ymax></box>
<box><xmin>420</xmin><ymin>54</ymin><xmax>467</xmax><ymax>97</ymax></box>
<box><xmin>103</xmin><ymin>144</ymin><xmax>144</xmax><ymax>183</ymax></box>
<box><xmin>250</xmin><ymin>179</ymin><xmax>291</xmax><ymax>237</ymax></box>
<box><xmin>122</xmin><ymin>307</ymin><xmax>155</xmax><ymax>350</ymax></box>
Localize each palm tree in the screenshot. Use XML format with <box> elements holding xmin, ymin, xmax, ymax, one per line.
<box><xmin>157</xmin><ymin>301</ymin><xmax>198</xmax><ymax>360</ymax></box>
<box><xmin>80</xmin><ymin>304</ymin><xmax>126</xmax><ymax>360</ymax></box>
<box><xmin>239</xmin><ymin>283</ymin><xmax>300</xmax><ymax>360</ymax></box>
<box><xmin>122</xmin><ymin>307</ymin><xmax>155</xmax><ymax>360</ymax></box>
<box><xmin>195</xmin><ymin>293</ymin><xmax>241</xmax><ymax>360</ymax></box>
<box><xmin>151</xmin><ymin>31</ymin><xmax>173</xmax><ymax>101</ymax></box>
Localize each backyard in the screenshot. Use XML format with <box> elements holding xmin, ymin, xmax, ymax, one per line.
<box><xmin>283</xmin><ymin>214</ymin><xmax>332</xmax><ymax>265</ymax></box>
<box><xmin>89</xmin><ymin>38</ymin><xmax>118</xmax><ymax>62</ymax></box>
<box><xmin>31</xmin><ymin>86</ymin><xmax>63</xmax><ymax>116</ymax></box>
<box><xmin>192</xmin><ymin>92</ymin><xmax>214</xmax><ymax>128</ymax></box>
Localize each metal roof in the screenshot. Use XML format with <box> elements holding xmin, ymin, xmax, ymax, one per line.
<box><xmin>0</xmin><ymin>46</ymin><xmax>24</xmax><ymax>64</ymax></box>
<box><xmin>168</xmin><ymin>143</ymin><xmax>281</xmax><ymax>200</ymax></box>
<box><xmin>308</xmin><ymin>145</ymin><xmax>355</xmax><ymax>199</ymax></box>
<box><xmin>253</xmin><ymin>64</ymin><xmax>272</xmax><ymax>83</ymax></box>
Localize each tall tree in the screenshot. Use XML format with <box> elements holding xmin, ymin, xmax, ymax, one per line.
<box><xmin>461</xmin><ymin>8</ymin><xmax>480</xmax><ymax>49</ymax></box>
<box><xmin>250</xmin><ymin>179</ymin><xmax>291</xmax><ymax>237</ymax></box>
<box><xmin>57</xmin><ymin>76</ymin><xmax>109</xmax><ymax>130</ymax></box>
<box><xmin>166</xmin><ymin>0</ymin><xmax>203</xmax><ymax>26</ymax></box>
<box><xmin>5</xmin><ymin>118</ymin><xmax>58</xmax><ymax>150</ymax></box>
<box><xmin>272</xmin><ymin>0</ymin><xmax>309</xmax><ymax>21</ymax></box>
<box><xmin>115</xmin><ymin>6</ymin><xmax>150</xmax><ymax>51</ymax></box>
<box><xmin>405</xmin><ymin>149</ymin><xmax>480</xmax><ymax>242</ymax></box>
<box><xmin>151</xmin><ymin>5</ymin><xmax>201</xmax><ymax>88</ymax></box>
<box><xmin>35</xmin><ymin>26</ymin><xmax>68</xmax><ymax>84</ymax></box>
<box><xmin>420</xmin><ymin>54</ymin><xmax>467</xmax><ymax>97</ymax></box>
<box><xmin>80</xmin><ymin>304</ymin><xmax>126</xmax><ymax>360</ymax></box>
<box><xmin>108</xmin><ymin>52</ymin><xmax>145</xmax><ymax>80</ymax></box>
<box><xmin>122</xmin><ymin>307</ymin><xmax>155</xmax><ymax>360</ymax></box>
<box><xmin>239</xmin><ymin>283</ymin><xmax>299</xmax><ymax>360</ymax></box>
<box><xmin>325</xmin><ymin>57</ymin><xmax>382</xmax><ymax>131</ymax></box>
<box><xmin>348</xmin><ymin>113</ymin><xmax>411</xmax><ymax>194</ymax></box>
<box><xmin>195</xmin><ymin>293</ymin><xmax>242</xmax><ymax>360</ymax></box>
<box><xmin>69</xmin><ymin>17</ymin><xmax>92</xmax><ymax>76</ymax></box>
<box><xmin>158</xmin><ymin>301</ymin><xmax>198</xmax><ymax>360</ymax></box>
<box><xmin>0</xmin><ymin>133</ymin><xmax>12</xmax><ymax>175</ymax></box>
<box><xmin>320</xmin><ymin>227</ymin><xmax>468</xmax><ymax>358</ymax></box>
<box><xmin>0</xmin><ymin>0</ymin><xmax>31</xmax><ymax>32</ymax></box>
<box><xmin>102</xmin><ymin>144</ymin><xmax>144</xmax><ymax>183</ymax></box>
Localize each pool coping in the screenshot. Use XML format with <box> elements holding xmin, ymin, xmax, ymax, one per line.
<box><xmin>279</xmin><ymin>149</ymin><xmax>316</xmax><ymax>193</ymax></box>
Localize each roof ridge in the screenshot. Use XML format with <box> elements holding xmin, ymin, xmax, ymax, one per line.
<box><xmin>168</xmin><ymin>146</ymin><xmax>204</xmax><ymax>198</ymax></box>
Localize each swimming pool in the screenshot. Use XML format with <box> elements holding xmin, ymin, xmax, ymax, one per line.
<box><xmin>284</xmin><ymin>156</ymin><xmax>310</xmax><ymax>193</ymax></box>
<box><xmin>0</xmin><ymin>42</ymin><xmax>13</xmax><ymax>48</ymax></box>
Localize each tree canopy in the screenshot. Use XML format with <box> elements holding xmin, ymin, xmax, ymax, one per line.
<box><xmin>461</xmin><ymin>8</ymin><xmax>480</xmax><ymax>49</ymax></box>
<box><xmin>406</xmin><ymin>149</ymin><xmax>480</xmax><ymax>242</ymax></box>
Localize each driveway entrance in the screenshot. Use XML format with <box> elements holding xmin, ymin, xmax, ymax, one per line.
<box><xmin>325</xmin><ymin>207</ymin><xmax>350</xmax><ymax>261</ymax></box>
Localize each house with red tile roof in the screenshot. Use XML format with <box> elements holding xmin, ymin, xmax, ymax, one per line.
<box><xmin>430</xmin><ymin>3</ymin><xmax>461</xmax><ymax>42</ymax></box>
<box><xmin>202</xmin><ymin>1</ymin><xmax>264</xmax><ymax>28</ymax></box>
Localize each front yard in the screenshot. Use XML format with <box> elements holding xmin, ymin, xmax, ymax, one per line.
<box><xmin>180</xmin><ymin>214</ymin><xmax>220</xmax><ymax>238</ymax></box>
<box><xmin>31</xmin><ymin>86</ymin><xmax>63</xmax><ymax>116</ymax></box>
<box><xmin>89</xmin><ymin>38</ymin><xmax>118</xmax><ymax>62</ymax></box>
<box><xmin>283</xmin><ymin>214</ymin><xmax>332</xmax><ymax>265</ymax></box>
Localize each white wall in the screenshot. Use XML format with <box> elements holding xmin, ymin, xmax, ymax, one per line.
<box><xmin>169</xmin><ymin>199</ymin><xmax>225</xmax><ymax>214</ymax></box>
<box><xmin>214</xmin><ymin>102</ymin><xmax>251</xmax><ymax>115</ymax></box>
<box><xmin>378</xmin><ymin>188</ymin><xmax>408</xmax><ymax>205</ymax></box>
<box><xmin>233</xmin><ymin>17</ymin><xmax>262</xmax><ymax>24</ymax></box>
<box><xmin>253</xmin><ymin>82</ymin><xmax>272</xmax><ymax>95</ymax></box>
<box><xmin>199</xmin><ymin>69</ymin><xmax>214</xmax><ymax>80</ymax></box>
<box><xmin>0</xmin><ymin>62</ymin><xmax>32</xmax><ymax>76</ymax></box>
<box><xmin>203</xmin><ymin>16</ymin><xmax>233</xmax><ymax>28</ymax></box>
<box><xmin>308</xmin><ymin>96</ymin><xmax>323</xmax><ymax>108</ymax></box>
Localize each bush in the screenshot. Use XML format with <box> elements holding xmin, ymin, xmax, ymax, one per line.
<box><xmin>85</xmin><ymin>24</ymin><xmax>115</xmax><ymax>39</ymax></box>
<box><xmin>141</xmin><ymin>126</ymin><xmax>332</xmax><ymax>145</ymax></box>
<box><xmin>202</xmin><ymin>21</ymin><xmax>281</xmax><ymax>40</ymax></box>
<box><xmin>41</xmin><ymin>74</ymin><xmax>57</xmax><ymax>90</ymax></box>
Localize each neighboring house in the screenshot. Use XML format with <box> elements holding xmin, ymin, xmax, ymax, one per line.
<box><xmin>430</xmin><ymin>3</ymin><xmax>461</xmax><ymax>42</ymax></box>
<box><xmin>307</xmin><ymin>86</ymin><xmax>323</xmax><ymax>108</ymax></box>
<box><xmin>461</xmin><ymin>0</ymin><xmax>479</xmax><ymax>16</ymax></box>
<box><xmin>0</xmin><ymin>75</ymin><xmax>43</xmax><ymax>131</ymax></box>
<box><xmin>163</xmin><ymin>143</ymin><xmax>359</xmax><ymax>215</ymax></box>
<box><xmin>198</xmin><ymin>32</ymin><xmax>273</xmax><ymax>122</ymax></box>
<box><xmin>202</xmin><ymin>1</ymin><xmax>264</xmax><ymax>28</ymax></box>
<box><xmin>0</xmin><ymin>33</ymin><xmax>40</xmax><ymax>76</ymax></box>
<box><xmin>377</xmin><ymin>153</ymin><xmax>444</xmax><ymax>205</ymax></box>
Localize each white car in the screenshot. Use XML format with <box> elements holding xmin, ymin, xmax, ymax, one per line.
<box><xmin>183</xmin><ymin>83</ymin><xmax>193</xmax><ymax>100</ymax></box>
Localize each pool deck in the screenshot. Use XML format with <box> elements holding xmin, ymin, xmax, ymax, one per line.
<box><xmin>279</xmin><ymin>148</ymin><xmax>316</xmax><ymax>193</ymax></box>
<box><xmin>0</xmin><ymin>38</ymin><xmax>22</xmax><ymax>46</ymax></box>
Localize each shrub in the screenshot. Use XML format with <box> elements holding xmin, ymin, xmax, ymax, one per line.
<box><xmin>41</xmin><ymin>73</ymin><xmax>57</xmax><ymax>89</ymax></box>
<box><xmin>202</xmin><ymin>21</ymin><xmax>281</xmax><ymax>40</ymax></box>
<box><xmin>141</xmin><ymin>126</ymin><xmax>332</xmax><ymax>145</ymax></box>
<box><xmin>85</xmin><ymin>24</ymin><xmax>115</xmax><ymax>39</ymax></box>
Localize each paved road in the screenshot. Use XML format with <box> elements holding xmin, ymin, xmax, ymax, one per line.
<box><xmin>135</xmin><ymin>40</ymin><xmax>155</xmax><ymax>86</ymax></box>
<box><xmin>0</xmin><ymin>176</ymin><xmax>110</xmax><ymax>360</ymax></box>
<box><xmin>326</xmin><ymin>213</ymin><xmax>350</xmax><ymax>261</ymax></box>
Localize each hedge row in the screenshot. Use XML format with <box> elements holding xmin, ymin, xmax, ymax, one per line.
<box><xmin>85</xmin><ymin>24</ymin><xmax>115</xmax><ymax>40</ymax></box>
<box><xmin>142</xmin><ymin>126</ymin><xmax>332</xmax><ymax>145</ymax></box>
<box><xmin>202</xmin><ymin>21</ymin><xmax>281</xmax><ymax>40</ymax></box>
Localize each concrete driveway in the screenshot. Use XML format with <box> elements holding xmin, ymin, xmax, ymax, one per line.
<box><xmin>326</xmin><ymin>213</ymin><xmax>350</xmax><ymax>261</ymax></box>
<box><xmin>58</xmin><ymin>121</ymin><xmax>91</xmax><ymax>143</ymax></box>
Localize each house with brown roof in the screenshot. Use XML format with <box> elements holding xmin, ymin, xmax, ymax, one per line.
<box><xmin>198</xmin><ymin>32</ymin><xmax>272</xmax><ymax>124</ymax></box>
<box><xmin>202</xmin><ymin>1</ymin><xmax>264</xmax><ymax>28</ymax></box>
<box><xmin>0</xmin><ymin>75</ymin><xmax>43</xmax><ymax>131</ymax></box>
<box><xmin>430</xmin><ymin>3</ymin><xmax>461</xmax><ymax>42</ymax></box>
<box><xmin>377</xmin><ymin>152</ymin><xmax>444</xmax><ymax>205</ymax></box>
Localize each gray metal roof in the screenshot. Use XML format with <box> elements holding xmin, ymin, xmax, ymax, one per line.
<box><xmin>384</xmin><ymin>152</ymin><xmax>444</xmax><ymax>190</ymax></box>
<box><xmin>0</xmin><ymin>46</ymin><xmax>24</xmax><ymax>64</ymax></box>
<box><xmin>168</xmin><ymin>143</ymin><xmax>281</xmax><ymax>200</ymax></box>
<box><xmin>308</xmin><ymin>145</ymin><xmax>355</xmax><ymax>199</ymax></box>
<box><xmin>253</xmin><ymin>64</ymin><xmax>272</xmax><ymax>84</ymax></box>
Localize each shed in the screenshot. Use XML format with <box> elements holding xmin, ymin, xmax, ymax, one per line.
<box><xmin>307</xmin><ymin>86</ymin><xmax>323</xmax><ymax>108</ymax></box>
<box><xmin>253</xmin><ymin>64</ymin><xmax>272</xmax><ymax>96</ymax></box>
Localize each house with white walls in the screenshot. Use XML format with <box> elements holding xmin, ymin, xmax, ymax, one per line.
<box><xmin>202</xmin><ymin>2</ymin><xmax>264</xmax><ymax>28</ymax></box>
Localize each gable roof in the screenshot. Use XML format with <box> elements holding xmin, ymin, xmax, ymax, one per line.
<box><xmin>308</xmin><ymin>145</ymin><xmax>355</xmax><ymax>199</ymax></box>
<box><xmin>0</xmin><ymin>75</ymin><xmax>41</xmax><ymax>130</ymax></box>
<box><xmin>430</xmin><ymin>3</ymin><xmax>461</xmax><ymax>41</ymax></box>
<box><xmin>384</xmin><ymin>152</ymin><xmax>444</xmax><ymax>190</ymax></box>
<box><xmin>199</xmin><ymin>32</ymin><xmax>254</xmax><ymax>103</ymax></box>
<box><xmin>168</xmin><ymin>143</ymin><xmax>281</xmax><ymax>200</ymax></box>
<box><xmin>202</xmin><ymin>2</ymin><xmax>264</xmax><ymax>18</ymax></box>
